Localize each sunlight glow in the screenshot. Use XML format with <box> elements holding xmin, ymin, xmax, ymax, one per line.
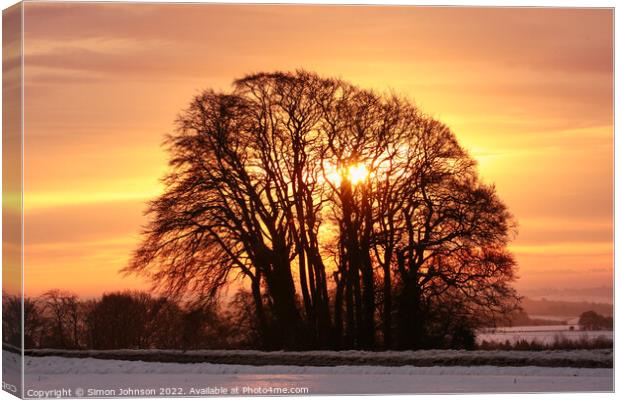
<box><xmin>348</xmin><ymin>164</ymin><xmax>369</xmax><ymax>185</ymax></box>
<box><xmin>323</xmin><ymin>162</ymin><xmax>371</xmax><ymax>187</ymax></box>
<box><xmin>327</xmin><ymin>171</ymin><xmax>342</xmax><ymax>186</ymax></box>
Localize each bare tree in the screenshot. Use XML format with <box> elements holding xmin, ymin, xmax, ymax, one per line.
<box><xmin>41</xmin><ymin>290</ymin><xmax>82</xmax><ymax>349</ymax></box>
<box><xmin>2</xmin><ymin>293</ymin><xmax>22</xmax><ymax>348</ymax></box>
<box><xmin>126</xmin><ymin>70</ymin><xmax>518</xmax><ymax>350</ymax></box>
<box><xmin>87</xmin><ymin>292</ymin><xmax>141</xmax><ymax>349</ymax></box>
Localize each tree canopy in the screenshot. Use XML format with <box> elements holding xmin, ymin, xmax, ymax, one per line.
<box><xmin>126</xmin><ymin>70</ymin><xmax>518</xmax><ymax>350</ymax></box>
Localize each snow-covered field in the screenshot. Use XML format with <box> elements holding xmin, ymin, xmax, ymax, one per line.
<box><xmin>529</xmin><ymin>316</ymin><xmax>581</xmax><ymax>324</ymax></box>
<box><xmin>22</xmin><ymin>356</ymin><xmax>613</xmax><ymax>396</ymax></box>
<box><xmin>7</xmin><ymin>349</ymin><xmax>612</xmax><ymax>397</ymax></box>
<box><xmin>477</xmin><ymin>326</ymin><xmax>613</xmax><ymax>345</ymax></box>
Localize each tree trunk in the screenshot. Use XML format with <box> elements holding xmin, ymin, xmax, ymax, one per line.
<box><xmin>382</xmin><ymin>252</ymin><xmax>392</xmax><ymax>349</ymax></box>
<box><xmin>360</xmin><ymin>249</ymin><xmax>375</xmax><ymax>349</ymax></box>
<box><xmin>249</xmin><ymin>273</ymin><xmax>270</xmax><ymax>349</ymax></box>
<box><xmin>396</xmin><ymin>276</ymin><xmax>424</xmax><ymax>349</ymax></box>
<box><xmin>265</xmin><ymin>254</ymin><xmax>307</xmax><ymax>349</ymax></box>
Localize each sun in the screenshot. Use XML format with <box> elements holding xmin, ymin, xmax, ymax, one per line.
<box><xmin>323</xmin><ymin>161</ymin><xmax>370</xmax><ymax>187</ymax></box>
<box><xmin>348</xmin><ymin>164</ymin><xmax>369</xmax><ymax>185</ymax></box>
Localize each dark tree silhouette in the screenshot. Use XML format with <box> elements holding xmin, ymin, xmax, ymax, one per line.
<box><xmin>86</xmin><ymin>291</ymin><xmax>181</xmax><ymax>349</ymax></box>
<box><xmin>40</xmin><ymin>290</ymin><xmax>82</xmax><ymax>349</ymax></box>
<box><xmin>579</xmin><ymin>311</ymin><xmax>612</xmax><ymax>331</ymax></box>
<box><xmin>3</xmin><ymin>293</ymin><xmax>45</xmax><ymax>348</ymax></box>
<box><xmin>2</xmin><ymin>293</ymin><xmax>22</xmax><ymax>347</ymax></box>
<box><xmin>126</xmin><ymin>70</ymin><xmax>518</xmax><ymax>350</ymax></box>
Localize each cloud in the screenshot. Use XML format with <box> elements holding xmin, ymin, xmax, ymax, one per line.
<box><xmin>26</xmin><ymin>37</ymin><xmax>170</xmax><ymax>57</ymax></box>
<box><xmin>24</xmin><ymin>201</ymin><xmax>149</xmax><ymax>245</ymax></box>
<box><xmin>510</xmin><ymin>241</ymin><xmax>612</xmax><ymax>257</ymax></box>
<box><xmin>513</xmin><ymin>217</ymin><xmax>613</xmax><ymax>246</ymax></box>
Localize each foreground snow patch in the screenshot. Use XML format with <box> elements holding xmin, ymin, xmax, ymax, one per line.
<box><xmin>23</xmin><ymin>355</ymin><xmax>609</xmax><ymax>377</ymax></box>
<box><xmin>22</xmin><ymin>355</ymin><xmax>613</xmax><ymax>395</ymax></box>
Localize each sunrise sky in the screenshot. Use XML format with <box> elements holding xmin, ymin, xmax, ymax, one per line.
<box><xmin>19</xmin><ymin>3</ymin><xmax>613</xmax><ymax>302</ymax></box>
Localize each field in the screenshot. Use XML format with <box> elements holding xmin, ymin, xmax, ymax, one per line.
<box><xmin>4</xmin><ymin>346</ymin><xmax>611</xmax><ymax>397</ymax></box>
<box><xmin>7</xmin><ymin>326</ymin><xmax>614</xmax><ymax>397</ymax></box>
<box><xmin>476</xmin><ymin>325</ymin><xmax>613</xmax><ymax>346</ymax></box>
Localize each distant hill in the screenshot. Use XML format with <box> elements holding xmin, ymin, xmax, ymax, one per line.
<box><xmin>519</xmin><ymin>286</ymin><xmax>613</xmax><ymax>303</ymax></box>
<box><xmin>521</xmin><ymin>297</ymin><xmax>613</xmax><ymax>318</ymax></box>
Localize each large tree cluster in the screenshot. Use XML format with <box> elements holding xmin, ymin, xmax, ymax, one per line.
<box><xmin>127</xmin><ymin>71</ymin><xmax>518</xmax><ymax>350</ymax></box>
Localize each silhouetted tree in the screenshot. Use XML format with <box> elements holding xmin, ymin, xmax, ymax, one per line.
<box><xmin>226</xmin><ymin>290</ymin><xmax>266</xmax><ymax>348</ymax></box>
<box><xmin>3</xmin><ymin>293</ymin><xmax>45</xmax><ymax>348</ymax></box>
<box><xmin>579</xmin><ymin>310</ymin><xmax>612</xmax><ymax>331</ymax></box>
<box><xmin>86</xmin><ymin>291</ymin><xmax>154</xmax><ymax>349</ymax></box>
<box><xmin>126</xmin><ymin>70</ymin><xmax>518</xmax><ymax>350</ymax></box>
<box><xmin>146</xmin><ymin>297</ymin><xmax>185</xmax><ymax>349</ymax></box>
<box><xmin>2</xmin><ymin>293</ymin><xmax>21</xmax><ymax>347</ymax></box>
<box><xmin>40</xmin><ymin>290</ymin><xmax>82</xmax><ymax>349</ymax></box>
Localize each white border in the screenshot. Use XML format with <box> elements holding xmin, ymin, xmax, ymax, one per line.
<box><xmin>0</xmin><ymin>2</ymin><xmax>615</xmax><ymax>400</ymax></box>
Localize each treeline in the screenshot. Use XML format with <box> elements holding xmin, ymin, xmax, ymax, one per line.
<box><xmin>579</xmin><ymin>311</ymin><xmax>613</xmax><ymax>331</ymax></box>
<box><xmin>2</xmin><ymin>289</ymin><xmax>487</xmax><ymax>351</ymax></box>
<box><xmin>2</xmin><ymin>290</ymin><xmax>259</xmax><ymax>350</ymax></box>
<box><xmin>125</xmin><ymin>71</ymin><xmax>519</xmax><ymax>351</ymax></box>
<box><xmin>501</xmin><ymin>308</ymin><xmax>615</xmax><ymax>328</ymax></box>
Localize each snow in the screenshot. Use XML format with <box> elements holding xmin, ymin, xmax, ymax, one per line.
<box><xmin>485</xmin><ymin>325</ymin><xmax>581</xmax><ymax>332</ymax></box>
<box><xmin>7</xmin><ymin>347</ymin><xmax>613</xmax><ymax>396</ymax></box>
<box><xmin>2</xmin><ymin>349</ymin><xmax>22</xmax><ymax>396</ymax></box>
<box><xmin>23</xmin><ymin>355</ymin><xmax>612</xmax><ymax>377</ymax></box>
<box><xmin>477</xmin><ymin>326</ymin><xmax>613</xmax><ymax>345</ymax></box>
<box><xmin>20</xmin><ymin>354</ymin><xmax>613</xmax><ymax>396</ymax></box>
<box><xmin>527</xmin><ymin>316</ymin><xmax>581</xmax><ymax>325</ymax></box>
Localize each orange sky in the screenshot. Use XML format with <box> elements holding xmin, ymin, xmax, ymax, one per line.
<box><xmin>19</xmin><ymin>4</ymin><xmax>613</xmax><ymax>302</ymax></box>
